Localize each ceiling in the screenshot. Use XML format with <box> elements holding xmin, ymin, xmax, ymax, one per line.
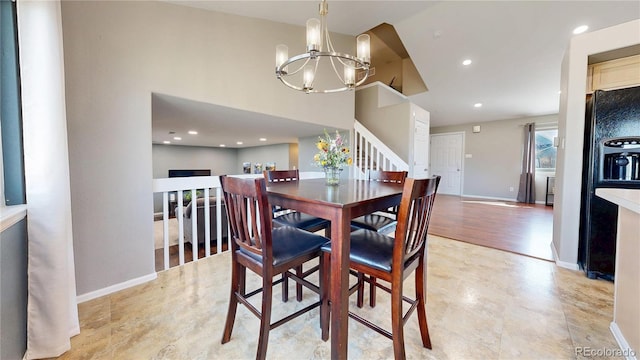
<box><xmin>154</xmin><ymin>1</ymin><xmax>640</xmax><ymax>148</ymax></box>
<box><xmin>152</xmin><ymin>93</ymin><xmax>333</xmax><ymax>148</ymax></box>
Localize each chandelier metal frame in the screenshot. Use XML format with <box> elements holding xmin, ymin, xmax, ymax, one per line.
<box><xmin>275</xmin><ymin>0</ymin><xmax>370</xmax><ymax>94</ymax></box>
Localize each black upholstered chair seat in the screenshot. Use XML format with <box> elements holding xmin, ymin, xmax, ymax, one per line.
<box><xmin>273</xmin><ymin>212</ymin><xmax>330</xmax><ymax>233</ymax></box>
<box><xmin>350</xmin><ymin>214</ymin><xmax>397</xmax><ymax>234</ymax></box>
<box><xmin>242</xmin><ymin>226</ymin><xmax>329</xmax><ymax>267</ymax></box>
<box><xmin>322</xmin><ymin>228</ymin><xmax>395</xmax><ymax>273</ymax></box>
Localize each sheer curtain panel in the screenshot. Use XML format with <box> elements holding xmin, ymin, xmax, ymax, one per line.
<box><xmin>517</xmin><ymin>123</ymin><xmax>536</xmax><ymax>203</ymax></box>
<box><xmin>17</xmin><ymin>1</ymin><xmax>80</xmax><ymax>358</ymax></box>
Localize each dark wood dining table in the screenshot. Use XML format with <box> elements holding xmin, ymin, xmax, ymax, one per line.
<box><xmin>266</xmin><ymin>178</ymin><xmax>404</xmax><ymax>360</ymax></box>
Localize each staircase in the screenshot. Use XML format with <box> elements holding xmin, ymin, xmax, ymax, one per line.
<box><xmin>352</xmin><ymin>119</ymin><xmax>409</xmax><ymax>179</ymax></box>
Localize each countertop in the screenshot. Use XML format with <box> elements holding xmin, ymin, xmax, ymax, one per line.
<box><xmin>596</xmin><ymin>188</ymin><xmax>640</xmax><ymax>214</ymax></box>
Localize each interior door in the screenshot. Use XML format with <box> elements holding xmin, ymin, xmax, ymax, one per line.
<box><xmin>412</xmin><ymin>119</ymin><xmax>430</xmax><ymax>178</ymax></box>
<box><xmin>430</xmin><ymin>132</ymin><xmax>463</xmax><ymax>195</ymax></box>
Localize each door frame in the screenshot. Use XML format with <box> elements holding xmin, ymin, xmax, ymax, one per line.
<box><xmin>429</xmin><ymin>131</ymin><xmax>465</xmax><ymax>196</ymax></box>
<box><xmin>411</xmin><ymin>117</ymin><xmax>430</xmax><ymax>178</ymax></box>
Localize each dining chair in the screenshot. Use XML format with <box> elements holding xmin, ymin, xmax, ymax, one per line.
<box><xmin>264</xmin><ymin>169</ymin><xmax>331</xmax><ymax>302</ymax></box>
<box><xmin>219</xmin><ymin>176</ymin><xmax>329</xmax><ymax>360</ymax></box>
<box><xmin>350</xmin><ymin>170</ymin><xmax>408</xmax><ymax>307</ymax></box>
<box><xmin>320</xmin><ymin>175</ymin><xmax>441</xmax><ymax>360</ymax></box>
<box><xmin>350</xmin><ymin>170</ymin><xmax>408</xmax><ymax>234</ymax></box>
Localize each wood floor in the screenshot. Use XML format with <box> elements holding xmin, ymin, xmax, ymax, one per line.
<box><xmin>429</xmin><ymin>194</ymin><xmax>554</xmax><ymax>261</ymax></box>
<box><xmin>155</xmin><ymin>194</ymin><xmax>554</xmax><ymax>270</ymax></box>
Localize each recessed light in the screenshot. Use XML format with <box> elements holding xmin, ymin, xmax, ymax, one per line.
<box><xmin>188</xmin><ymin>130</ymin><xmax>198</xmax><ymax>135</ymax></box>
<box><xmin>573</xmin><ymin>25</ymin><xmax>588</xmax><ymax>35</ymax></box>
<box><xmin>462</xmin><ymin>59</ymin><xmax>472</xmax><ymax>66</ymax></box>
<box><xmin>236</xmin><ymin>141</ymin><xmax>243</xmax><ymax>145</ymax></box>
<box><xmin>173</xmin><ymin>136</ymin><xmax>182</xmax><ymax>140</ymax></box>
<box><xmin>163</xmin><ymin>140</ymin><xmax>171</xmax><ymax>144</ymax></box>
<box><xmin>259</xmin><ymin>138</ymin><xmax>267</xmax><ymax>142</ymax></box>
<box><xmin>474</xmin><ymin>103</ymin><xmax>482</xmax><ymax>108</ymax></box>
<box><xmin>220</xmin><ymin>144</ymin><xmax>226</xmax><ymax>147</ymax></box>
<box><xmin>558</xmin><ymin>90</ymin><xmax>562</xmax><ymax>94</ymax></box>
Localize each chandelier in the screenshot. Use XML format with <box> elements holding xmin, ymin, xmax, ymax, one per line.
<box><xmin>275</xmin><ymin>0</ymin><xmax>371</xmax><ymax>94</ymax></box>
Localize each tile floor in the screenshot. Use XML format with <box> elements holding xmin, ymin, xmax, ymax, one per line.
<box><xmin>53</xmin><ymin>236</ymin><xmax>621</xmax><ymax>360</ymax></box>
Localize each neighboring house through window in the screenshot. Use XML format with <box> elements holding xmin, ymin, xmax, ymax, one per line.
<box><xmin>535</xmin><ymin>127</ymin><xmax>558</xmax><ymax>170</ymax></box>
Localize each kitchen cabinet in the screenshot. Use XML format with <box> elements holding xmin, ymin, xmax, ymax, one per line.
<box><xmin>588</xmin><ymin>54</ymin><xmax>640</xmax><ymax>92</ymax></box>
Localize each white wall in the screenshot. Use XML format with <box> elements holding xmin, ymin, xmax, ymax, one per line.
<box><xmin>61</xmin><ymin>1</ymin><xmax>356</xmax><ymax>296</ymax></box>
<box><xmin>553</xmin><ymin>19</ymin><xmax>640</xmax><ymax>268</ymax></box>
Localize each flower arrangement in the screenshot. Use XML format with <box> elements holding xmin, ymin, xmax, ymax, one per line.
<box><xmin>313</xmin><ymin>130</ymin><xmax>353</xmax><ymax>169</ymax></box>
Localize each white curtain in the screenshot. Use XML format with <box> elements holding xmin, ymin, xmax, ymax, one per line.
<box><xmin>516</xmin><ymin>122</ymin><xmax>536</xmax><ymax>203</ymax></box>
<box><xmin>17</xmin><ymin>1</ymin><xmax>80</xmax><ymax>358</ymax></box>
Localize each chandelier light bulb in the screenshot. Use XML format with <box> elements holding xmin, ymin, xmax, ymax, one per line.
<box><xmin>356</xmin><ymin>34</ymin><xmax>370</xmax><ymax>64</ymax></box>
<box><xmin>344</xmin><ymin>61</ymin><xmax>355</xmax><ymax>88</ymax></box>
<box><xmin>303</xmin><ymin>64</ymin><xmax>315</xmax><ymax>92</ymax></box>
<box><xmin>306</xmin><ymin>18</ymin><xmax>321</xmax><ymax>52</ymax></box>
<box><xmin>275</xmin><ymin>44</ymin><xmax>289</xmax><ymax>74</ymax></box>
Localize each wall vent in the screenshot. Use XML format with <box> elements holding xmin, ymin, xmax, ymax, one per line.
<box><xmin>358</xmin><ymin>67</ymin><xmax>375</xmax><ymax>81</ymax></box>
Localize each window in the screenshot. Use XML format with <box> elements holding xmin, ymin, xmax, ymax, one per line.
<box><xmin>535</xmin><ymin>128</ymin><xmax>557</xmax><ymax>170</ymax></box>
<box><xmin>1</xmin><ymin>0</ymin><xmax>26</xmax><ymax>206</ymax></box>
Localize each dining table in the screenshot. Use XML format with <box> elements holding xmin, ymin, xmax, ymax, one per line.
<box><xmin>266</xmin><ymin>177</ymin><xmax>404</xmax><ymax>360</ymax></box>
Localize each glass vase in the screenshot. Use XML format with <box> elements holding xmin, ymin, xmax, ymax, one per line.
<box><xmin>324</xmin><ymin>167</ymin><xmax>342</xmax><ymax>185</ymax></box>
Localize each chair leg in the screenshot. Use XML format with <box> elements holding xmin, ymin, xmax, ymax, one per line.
<box><xmin>256</xmin><ymin>273</ymin><xmax>274</xmax><ymax>360</ymax></box>
<box><xmin>391</xmin><ymin>281</ymin><xmax>406</xmax><ymax>360</ymax></box>
<box><xmin>281</xmin><ymin>273</ymin><xmax>289</xmax><ymax>302</ymax></box>
<box><xmin>320</xmin><ymin>251</ymin><xmax>330</xmax><ymax>341</ymax></box>
<box><xmin>323</xmin><ymin>225</ymin><xmax>331</xmax><ymax>238</ymax></box>
<box><xmin>369</xmin><ymin>276</ymin><xmax>377</xmax><ymax>307</ymax></box>
<box><xmin>222</xmin><ymin>261</ymin><xmax>243</xmax><ymax>344</ymax></box>
<box><xmin>415</xmin><ymin>261</ymin><xmax>432</xmax><ymax>349</ymax></box>
<box><xmin>295</xmin><ymin>265</ymin><xmax>303</xmax><ymax>302</ymax></box>
<box><xmin>356</xmin><ymin>272</ymin><xmax>364</xmax><ymax>308</ymax></box>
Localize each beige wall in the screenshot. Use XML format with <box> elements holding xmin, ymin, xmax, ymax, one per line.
<box><xmin>355</xmin><ymin>84</ymin><xmax>411</xmax><ymax>161</ymax></box>
<box><xmin>431</xmin><ymin>114</ymin><xmax>557</xmax><ymax>202</ymax></box>
<box><xmin>553</xmin><ymin>19</ymin><xmax>640</xmax><ymax>268</ymax></box>
<box><xmin>61</xmin><ymin>1</ymin><xmax>356</xmax><ymax>296</ymax></box>
<box><xmin>152</xmin><ymin>144</ymin><xmax>238</xmax><ymax>180</ymax></box>
<box><xmin>237</xmin><ymin>143</ymin><xmax>294</xmax><ymax>174</ymax></box>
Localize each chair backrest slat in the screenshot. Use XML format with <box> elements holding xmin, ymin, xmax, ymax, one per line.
<box><xmin>369</xmin><ymin>170</ymin><xmax>408</xmax><ymax>215</ymax></box>
<box><xmin>264</xmin><ymin>169</ymin><xmax>300</xmax><ymax>214</ymax></box>
<box><xmin>264</xmin><ymin>169</ymin><xmax>300</xmax><ymax>183</ymax></box>
<box><xmin>394</xmin><ymin>176</ymin><xmax>441</xmax><ymax>265</ymax></box>
<box><xmin>221</xmin><ymin>176</ymin><xmax>273</xmax><ymax>260</ymax></box>
<box><xmin>368</xmin><ymin>170</ymin><xmax>407</xmax><ymax>184</ymax></box>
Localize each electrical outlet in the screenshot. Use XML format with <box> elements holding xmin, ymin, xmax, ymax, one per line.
<box><xmin>509</xmin><ymin>187</ymin><xmax>514</xmax><ymax>192</ymax></box>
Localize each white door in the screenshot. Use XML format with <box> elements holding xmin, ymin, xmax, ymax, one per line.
<box><xmin>413</xmin><ymin>119</ymin><xmax>430</xmax><ymax>178</ymax></box>
<box><xmin>430</xmin><ymin>132</ymin><xmax>463</xmax><ymax>195</ymax></box>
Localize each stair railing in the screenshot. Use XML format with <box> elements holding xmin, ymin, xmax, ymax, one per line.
<box><xmin>353</xmin><ymin>120</ymin><xmax>409</xmax><ymax>179</ymax></box>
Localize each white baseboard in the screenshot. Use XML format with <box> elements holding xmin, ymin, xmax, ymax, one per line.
<box><xmin>461</xmin><ymin>193</ymin><xmax>517</xmax><ymax>202</ymax></box>
<box><xmin>551</xmin><ymin>243</ymin><xmax>580</xmax><ymax>270</ymax></box>
<box><xmin>610</xmin><ymin>322</ymin><xmax>638</xmax><ymax>360</ymax></box>
<box><xmin>76</xmin><ymin>272</ymin><xmax>157</xmax><ymax>303</ymax></box>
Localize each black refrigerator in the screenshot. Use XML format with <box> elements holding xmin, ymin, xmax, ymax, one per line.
<box><xmin>579</xmin><ymin>85</ymin><xmax>640</xmax><ymax>280</ymax></box>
